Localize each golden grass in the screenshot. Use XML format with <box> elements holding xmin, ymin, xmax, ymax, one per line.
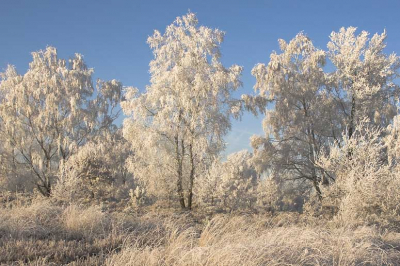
<box><xmin>0</xmin><ymin>195</ymin><xmax>399</xmax><ymax>265</ymax></box>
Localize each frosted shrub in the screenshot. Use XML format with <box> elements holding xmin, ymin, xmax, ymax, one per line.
<box><xmin>386</xmin><ymin>114</ymin><xmax>400</xmax><ymax>166</ymax></box>
<box><xmin>220</xmin><ymin>151</ymin><xmax>258</xmax><ymax>210</ymax></box>
<box><xmin>53</xmin><ymin>131</ymin><xmax>132</xmax><ymax>203</ymax></box>
<box><xmin>257</xmin><ymin>175</ymin><xmax>310</xmax><ymax>213</ymax></box>
<box><xmin>52</xmin><ymin>165</ymin><xmax>84</xmax><ymax>204</ymax></box>
<box><xmin>195</xmin><ymin>160</ymin><xmax>222</xmax><ymax>208</ymax></box>
<box><xmin>318</xmin><ymin>120</ymin><xmax>400</xmax><ymax>225</ymax></box>
<box><xmin>54</xmin><ymin>142</ymin><xmax>113</xmax><ymax>203</ymax></box>
<box><xmin>196</xmin><ymin>150</ymin><xmax>258</xmax><ymax>211</ymax></box>
<box><xmin>129</xmin><ymin>186</ymin><xmax>147</xmax><ymax>207</ymax></box>
<box><xmin>256</xmin><ymin>176</ymin><xmax>280</xmax><ymax>212</ymax></box>
<box><xmin>196</xmin><ymin>150</ymin><xmax>308</xmax><ymax>212</ymax></box>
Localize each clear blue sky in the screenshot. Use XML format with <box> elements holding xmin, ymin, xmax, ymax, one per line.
<box><xmin>1</xmin><ymin>0</ymin><xmax>400</xmax><ymax>155</ymax></box>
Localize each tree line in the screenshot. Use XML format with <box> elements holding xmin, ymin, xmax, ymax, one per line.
<box><xmin>1</xmin><ymin>12</ymin><xmax>399</xmax><ymax>219</ymax></box>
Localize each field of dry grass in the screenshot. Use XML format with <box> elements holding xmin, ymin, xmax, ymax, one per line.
<box><xmin>1</xmin><ymin>193</ymin><xmax>400</xmax><ymax>265</ymax></box>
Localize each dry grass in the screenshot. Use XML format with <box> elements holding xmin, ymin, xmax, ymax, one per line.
<box><xmin>107</xmin><ymin>215</ymin><xmax>400</xmax><ymax>266</ymax></box>
<box><xmin>0</xmin><ymin>194</ymin><xmax>400</xmax><ymax>265</ymax></box>
<box><xmin>0</xmin><ymin>194</ymin><xmax>127</xmax><ymax>265</ymax></box>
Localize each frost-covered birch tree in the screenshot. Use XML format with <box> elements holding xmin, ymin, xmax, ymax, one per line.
<box><xmin>328</xmin><ymin>27</ymin><xmax>400</xmax><ymax>138</ymax></box>
<box><xmin>250</xmin><ymin>33</ymin><xmax>333</xmax><ymax>195</ymax></box>
<box><xmin>122</xmin><ymin>12</ymin><xmax>243</xmax><ymax>210</ymax></box>
<box><xmin>0</xmin><ymin>47</ymin><xmax>123</xmax><ymax>196</ymax></box>
<box><xmin>249</xmin><ymin>28</ymin><xmax>400</xmax><ymax>197</ymax></box>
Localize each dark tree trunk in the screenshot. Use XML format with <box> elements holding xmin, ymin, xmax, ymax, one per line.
<box><xmin>37</xmin><ymin>181</ymin><xmax>51</xmax><ymax>197</ymax></box>
<box><xmin>187</xmin><ymin>143</ymin><xmax>195</xmax><ymax>210</ymax></box>
<box><xmin>348</xmin><ymin>95</ymin><xmax>356</xmax><ymax>139</ymax></box>
<box><xmin>175</xmin><ymin>135</ymin><xmax>186</xmax><ymax>209</ymax></box>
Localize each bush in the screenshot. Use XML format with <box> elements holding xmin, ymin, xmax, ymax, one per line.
<box><xmin>53</xmin><ymin>132</ymin><xmax>133</xmax><ymax>204</ymax></box>
<box><xmin>317</xmin><ymin>120</ymin><xmax>400</xmax><ymax>227</ymax></box>
<box><xmin>196</xmin><ymin>151</ymin><xmax>258</xmax><ymax>211</ymax></box>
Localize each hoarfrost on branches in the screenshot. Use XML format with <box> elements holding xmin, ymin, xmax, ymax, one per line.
<box><xmin>0</xmin><ymin>47</ymin><xmax>123</xmax><ymax>196</ymax></box>
<box><xmin>122</xmin><ymin>12</ymin><xmax>243</xmax><ymax>209</ymax></box>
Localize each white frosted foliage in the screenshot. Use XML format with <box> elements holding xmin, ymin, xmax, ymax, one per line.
<box><xmin>0</xmin><ymin>47</ymin><xmax>123</xmax><ymax>195</ymax></box>
<box><xmin>122</xmin><ymin>12</ymin><xmax>243</xmax><ymax>209</ymax></box>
